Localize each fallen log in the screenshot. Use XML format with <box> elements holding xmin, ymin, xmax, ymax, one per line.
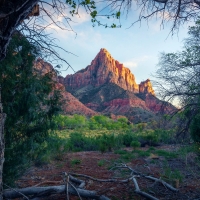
<box><xmin>3</xmin><ymin>185</ymin><xmax>110</xmax><ymax>200</ymax></box>
<box><xmin>3</xmin><ymin>163</ymin><xmax>179</xmax><ymax>200</ymax></box>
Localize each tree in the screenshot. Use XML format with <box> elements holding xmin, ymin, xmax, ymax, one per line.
<box><xmin>155</xmin><ymin>19</ymin><xmax>200</xmax><ymax>139</ymax></box>
<box><xmin>0</xmin><ymin>34</ymin><xmax>62</xmax><ymax>185</ymax></box>
<box><xmin>0</xmin><ymin>0</ymin><xmax>74</xmax><ymax>65</ymax></box>
<box><xmin>69</xmin><ymin>0</ymin><xmax>200</xmax><ymax>31</ymax></box>
<box><xmin>0</xmin><ymin>88</ymin><xmax>6</xmax><ymax>200</ymax></box>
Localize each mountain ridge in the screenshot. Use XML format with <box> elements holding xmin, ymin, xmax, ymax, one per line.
<box><xmin>34</xmin><ymin>59</ymin><xmax>97</xmax><ymax>117</ymax></box>
<box><xmin>58</xmin><ymin>48</ymin><xmax>175</xmax><ymax>122</ymax></box>
<box><xmin>60</xmin><ymin>48</ymin><xmax>155</xmax><ymax>96</ymax></box>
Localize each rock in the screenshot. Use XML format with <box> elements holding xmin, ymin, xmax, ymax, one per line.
<box><xmin>34</xmin><ymin>59</ymin><xmax>97</xmax><ymax>117</ymax></box>
<box><xmin>60</xmin><ymin>88</ymin><xmax>97</xmax><ymax>116</ymax></box>
<box><xmin>34</xmin><ymin>58</ymin><xmax>57</xmax><ymax>81</ymax></box>
<box><xmin>63</xmin><ymin>48</ymin><xmax>139</xmax><ymax>93</ymax></box>
<box><xmin>144</xmin><ymin>93</ymin><xmax>176</xmax><ymax>113</ymax></box>
<box><xmin>139</xmin><ymin>79</ymin><xmax>155</xmax><ymax>96</ymax></box>
<box><xmin>35</xmin><ymin>48</ymin><xmax>176</xmax><ymax>122</ymax></box>
<box><xmin>57</xmin><ymin>48</ymin><xmax>176</xmax><ymax>122</ymax></box>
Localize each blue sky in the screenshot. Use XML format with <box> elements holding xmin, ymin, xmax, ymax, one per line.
<box><xmin>46</xmin><ymin>7</ymin><xmax>192</xmax><ymax>86</ymax></box>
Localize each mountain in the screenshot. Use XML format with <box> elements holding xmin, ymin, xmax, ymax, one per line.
<box><xmin>34</xmin><ymin>59</ymin><xmax>97</xmax><ymax>116</ymax></box>
<box><xmin>59</xmin><ymin>48</ymin><xmax>154</xmax><ymax>95</ymax></box>
<box><xmin>59</xmin><ymin>48</ymin><xmax>176</xmax><ymax>122</ymax></box>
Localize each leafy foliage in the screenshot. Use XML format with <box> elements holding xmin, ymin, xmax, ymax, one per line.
<box><xmin>0</xmin><ymin>34</ymin><xmax>61</xmax><ymax>184</ymax></box>
<box><xmin>131</xmin><ymin>141</ymin><xmax>141</xmax><ymax>151</ymax></box>
<box><xmin>190</xmin><ymin>113</ymin><xmax>200</xmax><ymax>143</ymax></box>
<box><xmin>54</xmin><ymin>114</ymin><xmax>130</xmax><ymax>130</ymax></box>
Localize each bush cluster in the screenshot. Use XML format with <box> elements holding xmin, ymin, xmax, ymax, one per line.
<box><xmin>53</xmin><ymin>114</ymin><xmax>130</xmax><ymax>130</ymax></box>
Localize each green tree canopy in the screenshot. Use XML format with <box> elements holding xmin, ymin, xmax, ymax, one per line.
<box><xmin>0</xmin><ymin>34</ymin><xmax>62</xmax><ymax>184</ymax></box>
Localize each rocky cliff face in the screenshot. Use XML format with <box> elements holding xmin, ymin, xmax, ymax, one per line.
<box><xmin>34</xmin><ymin>59</ymin><xmax>97</xmax><ymax>116</ymax></box>
<box><xmin>57</xmin><ymin>48</ymin><xmax>176</xmax><ymax>122</ymax></box>
<box><xmin>63</xmin><ymin>48</ymin><xmax>141</xmax><ymax>93</ymax></box>
<box><xmin>34</xmin><ymin>58</ymin><xmax>57</xmax><ymax>81</ymax></box>
<box><xmin>34</xmin><ymin>57</ymin><xmax>176</xmax><ymax>122</ymax></box>
<box><xmin>139</xmin><ymin>79</ymin><xmax>155</xmax><ymax>96</ymax></box>
<box><xmin>56</xmin><ymin>83</ymin><xmax>97</xmax><ymax>116</ymax></box>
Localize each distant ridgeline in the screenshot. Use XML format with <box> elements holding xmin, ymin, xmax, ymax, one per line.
<box><xmin>38</xmin><ymin>48</ymin><xmax>176</xmax><ymax>123</ymax></box>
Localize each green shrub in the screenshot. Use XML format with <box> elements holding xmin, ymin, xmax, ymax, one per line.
<box><xmin>140</xmin><ymin>130</ymin><xmax>159</xmax><ymax>145</ymax></box>
<box><xmin>67</xmin><ymin>132</ymin><xmax>98</xmax><ymax>152</ymax></box>
<box><xmin>120</xmin><ymin>152</ymin><xmax>135</xmax><ymax>161</ymax></box>
<box><xmin>121</xmin><ymin>131</ymin><xmax>136</xmax><ymax>147</ymax></box>
<box><xmin>97</xmin><ymin>160</ymin><xmax>106</xmax><ymax>167</ymax></box>
<box><xmin>162</xmin><ymin>168</ymin><xmax>183</xmax><ymax>183</ymax></box>
<box><xmin>155</xmin><ymin>150</ymin><xmax>177</xmax><ymax>159</ymax></box>
<box><xmin>114</xmin><ymin>149</ymin><xmax>128</xmax><ymax>155</ymax></box>
<box><xmin>131</xmin><ymin>141</ymin><xmax>141</xmax><ymax>151</ymax></box>
<box><xmin>98</xmin><ymin>133</ymin><xmax>115</xmax><ymax>153</ymax></box>
<box><xmin>190</xmin><ymin>113</ymin><xmax>200</xmax><ymax>143</ymax></box>
<box><xmin>71</xmin><ymin>159</ymin><xmax>81</xmax><ymax>166</ymax></box>
<box><xmin>137</xmin><ymin>123</ymin><xmax>147</xmax><ymax>132</ymax></box>
<box><xmin>136</xmin><ymin>150</ymin><xmax>151</xmax><ymax>157</ymax></box>
<box><xmin>156</xmin><ymin>129</ymin><xmax>175</xmax><ymax>144</ymax></box>
<box><xmin>148</xmin><ymin>146</ymin><xmax>156</xmax><ymax>151</ymax></box>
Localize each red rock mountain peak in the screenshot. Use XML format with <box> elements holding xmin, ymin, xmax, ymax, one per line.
<box><xmin>64</xmin><ymin>48</ymin><xmax>144</xmax><ymax>93</ymax></box>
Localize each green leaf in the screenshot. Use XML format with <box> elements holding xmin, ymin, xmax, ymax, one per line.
<box><xmin>90</xmin><ymin>10</ymin><xmax>97</xmax><ymax>18</ymax></box>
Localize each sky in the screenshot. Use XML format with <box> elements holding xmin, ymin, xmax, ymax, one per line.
<box><xmin>45</xmin><ymin>4</ymin><xmax>192</xmax><ymax>86</ymax></box>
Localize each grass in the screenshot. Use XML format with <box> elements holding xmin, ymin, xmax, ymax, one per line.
<box><xmin>161</xmin><ymin>168</ymin><xmax>183</xmax><ymax>184</ymax></box>
<box><xmin>114</xmin><ymin>149</ymin><xmax>128</xmax><ymax>155</ymax></box>
<box><xmin>97</xmin><ymin>159</ymin><xmax>106</xmax><ymax>167</ymax></box>
<box><xmin>155</xmin><ymin>149</ymin><xmax>178</xmax><ymax>159</ymax></box>
<box><xmin>120</xmin><ymin>152</ymin><xmax>136</xmax><ymax>162</ymax></box>
<box><xmin>148</xmin><ymin>146</ymin><xmax>156</xmax><ymax>151</ymax></box>
<box><xmin>70</xmin><ymin>159</ymin><xmax>81</xmax><ymax>166</ymax></box>
<box><xmin>135</xmin><ymin>150</ymin><xmax>151</xmax><ymax>157</ymax></box>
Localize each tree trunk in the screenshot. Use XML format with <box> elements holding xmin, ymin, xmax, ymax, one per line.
<box><xmin>0</xmin><ymin>87</ymin><xmax>6</xmax><ymax>200</ymax></box>
<box><xmin>0</xmin><ymin>0</ymin><xmax>38</xmax><ymax>61</ymax></box>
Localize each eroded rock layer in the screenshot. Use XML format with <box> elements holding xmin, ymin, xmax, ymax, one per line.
<box><xmin>57</xmin><ymin>48</ymin><xmax>176</xmax><ymax>122</ymax></box>
<box><xmin>62</xmin><ymin>48</ymin><xmax>156</xmax><ymax>94</ymax></box>
<box><xmin>34</xmin><ymin>59</ymin><xmax>97</xmax><ymax>117</ymax></box>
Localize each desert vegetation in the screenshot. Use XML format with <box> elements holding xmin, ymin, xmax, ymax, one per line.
<box><xmin>3</xmin><ymin>113</ymin><xmax>200</xmax><ymax>199</ymax></box>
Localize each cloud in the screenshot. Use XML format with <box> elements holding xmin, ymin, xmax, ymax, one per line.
<box><xmin>123</xmin><ymin>61</ymin><xmax>138</xmax><ymax>69</ymax></box>
<box><xmin>38</xmin><ymin>2</ymin><xmax>90</xmax><ymax>35</ymax></box>
<box><xmin>123</xmin><ymin>55</ymin><xmax>152</xmax><ymax>70</ymax></box>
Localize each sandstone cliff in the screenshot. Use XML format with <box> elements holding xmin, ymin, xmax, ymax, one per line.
<box><xmin>139</xmin><ymin>79</ymin><xmax>155</xmax><ymax>96</ymax></box>
<box><xmin>62</xmin><ymin>48</ymin><xmax>155</xmax><ymax>96</ymax></box>
<box><xmin>57</xmin><ymin>48</ymin><xmax>176</xmax><ymax>122</ymax></box>
<box><xmin>34</xmin><ymin>59</ymin><xmax>97</xmax><ymax>116</ymax></box>
<box><xmin>56</xmin><ymin>83</ymin><xmax>97</xmax><ymax>116</ymax></box>
<box><xmin>63</xmin><ymin>48</ymin><xmax>140</xmax><ymax>93</ymax></box>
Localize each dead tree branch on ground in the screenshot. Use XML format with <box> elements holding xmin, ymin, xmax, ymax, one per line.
<box><xmin>3</xmin><ymin>163</ymin><xmax>178</xmax><ymax>199</ymax></box>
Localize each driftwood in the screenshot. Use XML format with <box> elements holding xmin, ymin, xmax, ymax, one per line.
<box><xmin>3</xmin><ymin>163</ymin><xmax>178</xmax><ymax>200</ymax></box>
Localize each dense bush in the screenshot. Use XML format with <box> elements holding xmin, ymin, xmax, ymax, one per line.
<box><xmin>140</xmin><ymin>130</ymin><xmax>160</xmax><ymax>144</ymax></box>
<box><xmin>190</xmin><ymin>113</ymin><xmax>200</xmax><ymax>143</ymax></box>
<box><xmin>1</xmin><ymin>35</ymin><xmax>61</xmax><ymax>184</ymax></box>
<box><xmin>53</xmin><ymin>114</ymin><xmax>131</xmax><ymax>131</ymax></box>
<box><xmin>131</xmin><ymin>141</ymin><xmax>141</xmax><ymax>151</ymax></box>
<box><xmin>98</xmin><ymin>133</ymin><xmax>115</xmax><ymax>153</ymax></box>
<box><xmin>67</xmin><ymin>132</ymin><xmax>98</xmax><ymax>151</ymax></box>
